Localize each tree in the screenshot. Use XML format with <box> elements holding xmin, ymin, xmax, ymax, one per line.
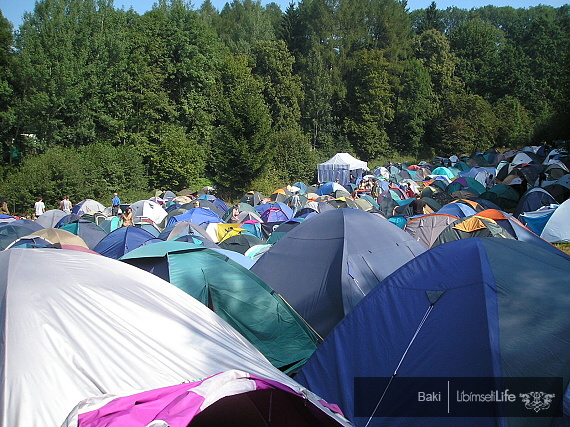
<box><xmin>0</xmin><ymin>11</ymin><xmax>15</xmax><ymax>162</ymax></box>
<box><xmin>208</xmin><ymin>55</ymin><xmax>273</xmax><ymax>198</ymax></box>
<box><xmin>0</xmin><ymin>143</ymin><xmax>148</xmax><ymax>215</ymax></box>
<box><xmin>250</xmin><ymin>40</ymin><xmax>303</xmax><ymax>130</ymax></box>
<box><xmin>493</xmin><ymin>96</ymin><xmax>532</xmax><ymax>148</ymax></box>
<box><xmin>217</xmin><ymin>0</ymin><xmax>276</xmax><ymax>53</ymax></box>
<box><xmin>298</xmin><ymin>43</ymin><xmax>335</xmax><ymax>153</ymax></box>
<box><xmin>436</xmin><ymin>92</ymin><xmax>497</xmax><ymax>155</ymax></box>
<box><xmin>449</xmin><ymin>18</ymin><xmax>505</xmax><ymax>100</ymax></box>
<box><xmin>390</xmin><ymin>58</ymin><xmax>435</xmax><ymax>155</ymax></box>
<box><xmin>413</xmin><ymin>2</ymin><xmax>445</xmax><ymax>34</ymax></box>
<box><xmin>343</xmin><ymin>49</ymin><xmax>393</xmax><ymax>160</ymax></box>
<box><xmin>149</xmin><ymin>123</ymin><xmax>206</xmax><ymax>191</ymax></box>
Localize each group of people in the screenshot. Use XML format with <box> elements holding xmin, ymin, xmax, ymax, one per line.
<box><xmin>27</xmin><ymin>192</ymin><xmax>133</xmax><ymax>227</ymax></box>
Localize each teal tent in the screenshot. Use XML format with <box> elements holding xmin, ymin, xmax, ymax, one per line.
<box><xmin>479</xmin><ymin>184</ymin><xmax>520</xmax><ymax>212</ymax></box>
<box><xmin>120</xmin><ymin>241</ymin><xmax>320</xmax><ymax>373</ymax></box>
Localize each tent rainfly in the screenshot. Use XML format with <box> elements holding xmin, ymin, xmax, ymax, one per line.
<box><xmin>318</xmin><ymin>153</ymin><xmax>369</xmax><ymax>185</ymax></box>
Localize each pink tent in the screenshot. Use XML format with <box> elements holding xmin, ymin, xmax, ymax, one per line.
<box><xmin>69</xmin><ymin>370</ymin><xmax>345</xmax><ymax>427</ymax></box>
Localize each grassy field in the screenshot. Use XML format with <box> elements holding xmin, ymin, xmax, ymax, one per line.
<box><xmin>555</xmin><ymin>243</ymin><xmax>570</xmax><ymax>255</ymax></box>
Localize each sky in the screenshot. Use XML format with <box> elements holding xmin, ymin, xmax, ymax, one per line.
<box><xmin>1</xmin><ymin>0</ymin><xmax>568</xmax><ymax>29</ymax></box>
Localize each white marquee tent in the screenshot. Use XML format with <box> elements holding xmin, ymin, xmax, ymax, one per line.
<box><xmin>317</xmin><ymin>153</ymin><xmax>368</xmax><ymax>185</ymax></box>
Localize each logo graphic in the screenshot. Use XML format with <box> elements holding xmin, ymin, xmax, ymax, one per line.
<box><xmin>519</xmin><ymin>392</ymin><xmax>555</xmax><ymax>412</ymax></box>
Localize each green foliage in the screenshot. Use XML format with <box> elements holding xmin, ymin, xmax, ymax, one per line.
<box><xmin>149</xmin><ymin>123</ymin><xmax>206</xmax><ymax>191</ymax></box>
<box><xmin>0</xmin><ymin>143</ymin><xmax>148</xmax><ymax>215</ymax></box>
<box><xmin>0</xmin><ymin>0</ymin><xmax>568</xmax><ymax>193</ymax></box>
<box><xmin>271</xmin><ymin>128</ymin><xmax>319</xmax><ymax>183</ymax></box>
<box><xmin>436</xmin><ymin>92</ymin><xmax>497</xmax><ymax>156</ymax></box>
<box><xmin>343</xmin><ymin>49</ymin><xmax>394</xmax><ymax>160</ymax></box>
<box><xmin>217</xmin><ymin>0</ymin><xmax>276</xmax><ymax>53</ymax></box>
<box><xmin>208</xmin><ymin>54</ymin><xmax>273</xmax><ymax>199</ymax></box>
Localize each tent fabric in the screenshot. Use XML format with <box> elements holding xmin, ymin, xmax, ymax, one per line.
<box><xmin>4</xmin><ymin>235</ymin><xmax>53</xmax><ymax>249</ymax></box>
<box><xmin>167</xmin><ymin>207</ymin><xmax>223</xmax><ymax>228</ymax></box>
<box><xmin>317</xmin><ymin>181</ymin><xmax>346</xmax><ymax>196</ymax></box>
<box><xmin>430</xmin><ymin>167</ymin><xmax>455</xmax><ymax>180</ymax></box>
<box><xmin>0</xmin><ymin>248</ymin><xmax>348</xmax><ymax>427</ymax></box>
<box><xmin>251</xmin><ymin>209</ymin><xmax>426</xmax><ymax>338</ymax></box>
<box><xmin>514</xmin><ymin>187</ymin><xmax>558</xmax><ymax>219</ymax></box>
<box><xmin>81</xmin><ymin>212</ymin><xmax>107</xmax><ymax>226</ymax></box>
<box><xmin>182</xmin><ymin>200</ymin><xmax>224</xmax><ymax>217</ymax></box>
<box><xmin>404</xmin><ymin>213</ymin><xmax>459</xmax><ymax>248</ymax></box>
<box><xmin>255</xmin><ymin>202</ymin><xmax>293</xmax><ymax>219</ymax></box>
<box><xmin>67</xmin><ymin>370</ymin><xmax>345</xmax><ymax>427</ymax></box>
<box><xmin>240</xmin><ymin>191</ymin><xmax>265</xmax><ymax>207</ymax></box>
<box><xmin>317</xmin><ymin>153</ymin><xmax>369</xmax><ymax>185</ymax></box>
<box><xmin>295</xmin><ymin>238</ymin><xmax>570</xmax><ymax>426</ymax></box>
<box><xmin>437</xmin><ymin>202</ymin><xmax>477</xmax><ymax>218</ymax></box>
<box><xmin>432</xmin><ymin>215</ymin><xmax>515</xmax><ymax>248</ymax></box>
<box><xmin>218</xmin><ymin>233</ymin><xmax>265</xmax><ymax>255</ymax></box>
<box><xmin>100</xmin><ymin>217</ymin><xmax>120</xmax><ymax>234</ymax></box>
<box><xmin>72</xmin><ymin>199</ymin><xmax>106</xmax><ymax>216</ymax></box>
<box><xmin>34</xmin><ymin>228</ymin><xmax>89</xmax><ymax>248</ymax></box>
<box><xmin>120</xmin><ymin>241</ymin><xmax>320</xmax><ymax>373</ymax></box>
<box><xmin>540</xmin><ymin>199</ymin><xmax>570</xmax><ymax>243</ymax></box>
<box><xmin>446</xmin><ymin>177</ymin><xmax>486</xmax><ymax>196</ymax></box>
<box><xmin>478</xmin><ymin>184</ymin><xmax>520</xmax><ymax>212</ymax></box>
<box><xmin>209</xmin><ymin>248</ymin><xmax>256</xmax><ymax>270</ymax></box>
<box><xmin>130</xmin><ymin>200</ymin><xmax>168</xmax><ymax>227</ymax></box>
<box><xmin>475</xmin><ymin>209</ymin><xmax>570</xmax><ymax>258</ymax></box>
<box><xmin>0</xmin><ymin>220</ymin><xmax>44</xmax><ymax>250</ymax></box>
<box><xmin>59</xmin><ymin>219</ymin><xmax>107</xmax><ymax>249</ymax></box>
<box><xmin>520</xmin><ymin>207</ymin><xmax>557</xmax><ymax>236</ymax></box>
<box><xmin>93</xmin><ymin>226</ymin><xmax>156</xmax><ymax>259</ymax></box>
<box><xmin>158</xmin><ymin>221</ymin><xmax>212</xmax><ymax>242</ymax></box>
<box><xmin>35</xmin><ymin>209</ymin><xmax>67</xmax><ymax>229</ymax></box>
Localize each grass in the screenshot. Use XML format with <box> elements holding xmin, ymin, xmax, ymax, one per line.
<box><xmin>554</xmin><ymin>243</ymin><xmax>570</xmax><ymax>255</ymax></box>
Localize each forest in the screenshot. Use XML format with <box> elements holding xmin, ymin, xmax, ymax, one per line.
<box><xmin>0</xmin><ymin>0</ymin><xmax>569</xmax><ymax>214</ymax></box>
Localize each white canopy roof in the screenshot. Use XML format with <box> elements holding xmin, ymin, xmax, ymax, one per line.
<box><xmin>318</xmin><ymin>153</ymin><xmax>368</xmax><ymax>170</ymax></box>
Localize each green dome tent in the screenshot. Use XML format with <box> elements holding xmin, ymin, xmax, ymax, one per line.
<box><xmin>120</xmin><ymin>241</ymin><xmax>320</xmax><ymax>373</ymax></box>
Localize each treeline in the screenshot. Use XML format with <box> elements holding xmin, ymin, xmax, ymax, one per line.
<box><xmin>0</xmin><ymin>0</ymin><xmax>569</xmax><ymax>212</ymax></box>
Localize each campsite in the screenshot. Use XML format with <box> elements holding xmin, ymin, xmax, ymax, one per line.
<box><xmin>1</xmin><ymin>0</ymin><xmax>569</xmax><ymax>423</ymax></box>
<box><xmin>1</xmin><ymin>145</ymin><xmax>569</xmax><ymax>426</ymax></box>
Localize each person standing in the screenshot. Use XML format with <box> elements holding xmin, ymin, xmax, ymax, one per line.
<box><xmin>120</xmin><ymin>206</ymin><xmax>133</xmax><ymax>227</ymax></box>
<box><xmin>34</xmin><ymin>197</ymin><xmax>45</xmax><ymax>219</ymax></box>
<box><xmin>59</xmin><ymin>195</ymin><xmax>72</xmax><ymax>214</ymax></box>
<box><xmin>111</xmin><ymin>193</ymin><xmax>121</xmax><ymax>216</ymax></box>
<box><xmin>1</xmin><ymin>198</ymin><xmax>9</xmax><ymax>215</ymax></box>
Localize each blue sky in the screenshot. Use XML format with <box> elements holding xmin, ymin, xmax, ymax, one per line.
<box><xmin>1</xmin><ymin>0</ymin><xmax>568</xmax><ymax>29</ymax></box>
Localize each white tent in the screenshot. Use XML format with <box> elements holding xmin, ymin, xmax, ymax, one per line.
<box><xmin>0</xmin><ymin>249</ymin><xmax>348</xmax><ymax>426</ymax></box>
<box><xmin>317</xmin><ymin>153</ymin><xmax>368</xmax><ymax>185</ymax></box>
<box><xmin>130</xmin><ymin>199</ymin><xmax>167</xmax><ymax>227</ymax></box>
<box><xmin>541</xmin><ymin>199</ymin><xmax>570</xmax><ymax>243</ymax></box>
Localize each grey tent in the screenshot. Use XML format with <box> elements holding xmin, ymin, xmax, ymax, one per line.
<box><xmin>251</xmin><ymin>209</ymin><xmax>426</xmax><ymax>338</ymax></box>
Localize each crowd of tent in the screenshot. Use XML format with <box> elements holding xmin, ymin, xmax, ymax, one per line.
<box><xmin>0</xmin><ymin>144</ymin><xmax>569</xmax><ymax>426</ymax></box>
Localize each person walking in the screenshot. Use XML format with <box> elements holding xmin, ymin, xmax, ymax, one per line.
<box><xmin>111</xmin><ymin>193</ymin><xmax>121</xmax><ymax>216</ymax></box>
<box><xmin>59</xmin><ymin>196</ymin><xmax>72</xmax><ymax>214</ymax></box>
<box><xmin>34</xmin><ymin>197</ymin><xmax>45</xmax><ymax>219</ymax></box>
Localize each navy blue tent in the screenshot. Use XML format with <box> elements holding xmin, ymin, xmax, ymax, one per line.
<box><xmin>94</xmin><ymin>227</ymin><xmax>156</xmax><ymax>259</ymax></box>
<box><xmin>296</xmin><ymin>238</ymin><xmax>570</xmax><ymax>426</ymax></box>
<box><xmin>437</xmin><ymin>202</ymin><xmax>477</xmax><ymax>218</ymax></box>
<box><xmin>250</xmin><ymin>209</ymin><xmax>426</xmax><ymax>338</ymax></box>
<box><xmin>514</xmin><ymin>187</ymin><xmax>558</xmax><ymax>219</ymax></box>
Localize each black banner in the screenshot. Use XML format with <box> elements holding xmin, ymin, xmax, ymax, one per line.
<box><xmin>354</xmin><ymin>377</ymin><xmax>563</xmax><ymax>418</ymax></box>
